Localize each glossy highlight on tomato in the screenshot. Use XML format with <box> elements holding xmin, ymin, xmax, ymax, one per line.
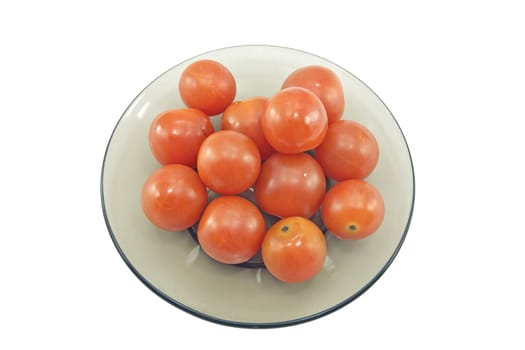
<box><xmin>197</xmin><ymin>130</ymin><xmax>261</xmax><ymax>195</ymax></box>
<box><xmin>221</xmin><ymin>97</ymin><xmax>276</xmax><ymax>160</ymax></box>
<box><xmin>141</xmin><ymin>164</ymin><xmax>207</xmax><ymax>231</ymax></box>
<box><xmin>262</xmin><ymin>87</ymin><xmax>328</xmax><ymax>154</ymax></box>
<box><xmin>282</xmin><ymin>65</ymin><xmax>345</xmax><ymax>123</ymax></box>
<box><xmin>254</xmin><ymin>152</ymin><xmax>326</xmax><ymax>218</ymax></box>
<box><xmin>197</xmin><ymin>196</ymin><xmax>266</xmax><ymax>265</ymax></box>
<box><xmin>148</xmin><ymin>108</ymin><xmax>214</xmax><ymax>168</ymax></box>
<box><xmin>179</xmin><ymin>59</ymin><xmax>236</xmax><ymax>116</ymax></box>
<box><xmin>315</xmin><ymin>120</ymin><xmax>379</xmax><ymax>180</ymax></box>
<box><xmin>321</xmin><ymin>179</ymin><xmax>385</xmax><ymax>240</ymax></box>
<box><xmin>262</xmin><ymin>216</ymin><xmax>326</xmax><ymax>283</ymax></box>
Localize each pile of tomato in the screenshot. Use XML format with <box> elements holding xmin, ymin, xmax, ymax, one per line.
<box><xmin>141</xmin><ymin>59</ymin><xmax>385</xmax><ymax>284</ymax></box>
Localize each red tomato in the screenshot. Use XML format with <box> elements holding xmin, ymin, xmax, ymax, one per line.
<box><xmin>262</xmin><ymin>87</ymin><xmax>328</xmax><ymax>154</ymax></box>
<box><xmin>282</xmin><ymin>65</ymin><xmax>345</xmax><ymax>123</ymax></box>
<box><xmin>254</xmin><ymin>153</ymin><xmax>326</xmax><ymax>218</ymax></box>
<box><xmin>178</xmin><ymin>59</ymin><xmax>236</xmax><ymax>116</ymax></box>
<box><xmin>197</xmin><ymin>196</ymin><xmax>266</xmax><ymax>264</ymax></box>
<box><xmin>141</xmin><ymin>164</ymin><xmax>207</xmax><ymax>231</ymax></box>
<box><xmin>262</xmin><ymin>216</ymin><xmax>326</xmax><ymax>283</ymax></box>
<box><xmin>221</xmin><ymin>97</ymin><xmax>276</xmax><ymax>160</ymax></box>
<box><xmin>321</xmin><ymin>179</ymin><xmax>384</xmax><ymax>240</ymax></box>
<box><xmin>148</xmin><ymin>108</ymin><xmax>214</xmax><ymax>168</ymax></box>
<box><xmin>197</xmin><ymin>130</ymin><xmax>261</xmax><ymax>195</ymax></box>
<box><xmin>315</xmin><ymin>120</ymin><xmax>379</xmax><ymax>180</ymax></box>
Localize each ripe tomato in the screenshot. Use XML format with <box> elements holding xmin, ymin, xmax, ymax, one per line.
<box><xmin>262</xmin><ymin>216</ymin><xmax>326</xmax><ymax>283</ymax></box>
<box><xmin>221</xmin><ymin>97</ymin><xmax>276</xmax><ymax>160</ymax></box>
<box><xmin>197</xmin><ymin>130</ymin><xmax>261</xmax><ymax>195</ymax></box>
<box><xmin>254</xmin><ymin>153</ymin><xmax>326</xmax><ymax>218</ymax></box>
<box><xmin>315</xmin><ymin>120</ymin><xmax>379</xmax><ymax>180</ymax></box>
<box><xmin>148</xmin><ymin>108</ymin><xmax>214</xmax><ymax>168</ymax></box>
<box><xmin>141</xmin><ymin>164</ymin><xmax>207</xmax><ymax>231</ymax></box>
<box><xmin>321</xmin><ymin>179</ymin><xmax>384</xmax><ymax>240</ymax></box>
<box><xmin>197</xmin><ymin>196</ymin><xmax>265</xmax><ymax>264</ymax></box>
<box><xmin>282</xmin><ymin>65</ymin><xmax>345</xmax><ymax>123</ymax></box>
<box><xmin>179</xmin><ymin>59</ymin><xmax>236</xmax><ymax>116</ymax></box>
<box><xmin>262</xmin><ymin>87</ymin><xmax>328</xmax><ymax>154</ymax></box>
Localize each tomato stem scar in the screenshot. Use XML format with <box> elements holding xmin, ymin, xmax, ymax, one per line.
<box><xmin>281</xmin><ymin>225</ymin><xmax>289</xmax><ymax>232</ymax></box>
<box><xmin>348</xmin><ymin>224</ymin><xmax>357</xmax><ymax>231</ymax></box>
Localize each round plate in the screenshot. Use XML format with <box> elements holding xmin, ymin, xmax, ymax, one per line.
<box><xmin>101</xmin><ymin>45</ymin><xmax>415</xmax><ymax>328</ymax></box>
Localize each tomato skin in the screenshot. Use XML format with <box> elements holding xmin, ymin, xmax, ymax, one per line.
<box><xmin>282</xmin><ymin>65</ymin><xmax>345</xmax><ymax>123</ymax></box>
<box><xmin>262</xmin><ymin>217</ymin><xmax>326</xmax><ymax>283</ymax></box>
<box><xmin>254</xmin><ymin>153</ymin><xmax>326</xmax><ymax>218</ymax></box>
<box><xmin>197</xmin><ymin>196</ymin><xmax>266</xmax><ymax>264</ymax></box>
<box><xmin>179</xmin><ymin>59</ymin><xmax>236</xmax><ymax>116</ymax></box>
<box><xmin>197</xmin><ymin>130</ymin><xmax>261</xmax><ymax>195</ymax></box>
<box><xmin>148</xmin><ymin>108</ymin><xmax>214</xmax><ymax>168</ymax></box>
<box><xmin>262</xmin><ymin>87</ymin><xmax>328</xmax><ymax>154</ymax></box>
<box><xmin>221</xmin><ymin>97</ymin><xmax>276</xmax><ymax>160</ymax></box>
<box><xmin>315</xmin><ymin>120</ymin><xmax>379</xmax><ymax>181</ymax></box>
<box><xmin>321</xmin><ymin>179</ymin><xmax>384</xmax><ymax>240</ymax></box>
<box><xmin>141</xmin><ymin>164</ymin><xmax>207</xmax><ymax>231</ymax></box>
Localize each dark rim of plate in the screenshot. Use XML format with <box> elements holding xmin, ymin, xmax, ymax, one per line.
<box><xmin>100</xmin><ymin>44</ymin><xmax>416</xmax><ymax>329</ymax></box>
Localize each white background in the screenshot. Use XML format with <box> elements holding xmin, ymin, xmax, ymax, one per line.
<box><xmin>1</xmin><ymin>0</ymin><xmax>524</xmax><ymax>348</ymax></box>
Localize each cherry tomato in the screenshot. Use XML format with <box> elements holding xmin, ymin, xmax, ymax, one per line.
<box><xmin>262</xmin><ymin>87</ymin><xmax>328</xmax><ymax>154</ymax></box>
<box><xmin>197</xmin><ymin>196</ymin><xmax>266</xmax><ymax>264</ymax></box>
<box><xmin>262</xmin><ymin>216</ymin><xmax>326</xmax><ymax>283</ymax></box>
<box><xmin>178</xmin><ymin>59</ymin><xmax>236</xmax><ymax>116</ymax></box>
<box><xmin>321</xmin><ymin>179</ymin><xmax>384</xmax><ymax>240</ymax></box>
<box><xmin>282</xmin><ymin>65</ymin><xmax>345</xmax><ymax>123</ymax></box>
<box><xmin>221</xmin><ymin>97</ymin><xmax>276</xmax><ymax>160</ymax></box>
<box><xmin>315</xmin><ymin>120</ymin><xmax>379</xmax><ymax>180</ymax></box>
<box><xmin>254</xmin><ymin>153</ymin><xmax>326</xmax><ymax>218</ymax></box>
<box><xmin>197</xmin><ymin>130</ymin><xmax>261</xmax><ymax>195</ymax></box>
<box><xmin>141</xmin><ymin>164</ymin><xmax>207</xmax><ymax>231</ymax></box>
<box><xmin>148</xmin><ymin>108</ymin><xmax>214</xmax><ymax>168</ymax></box>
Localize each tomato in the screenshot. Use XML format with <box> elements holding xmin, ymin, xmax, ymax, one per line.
<box><xmin>148</xmin><ymin>108</ymin><xmax>214</xmax><ymax>168</ymax></box>
<box><xmin>262</xmin><ymin>87</ymin><xmax>328</xmax><ymax>154</ymax></box>
<box><xmin>221</xmin><ymin>97</ymin><xmax>276</xmax><ymax>160</ymax></box>
<box><xmin>197</xmin><ymin>196</ymin><xmax>266</xmax><ymax>264</ymax></box>
<box><xmin>321</xmin><ymin>179</ymin><xmax>384</xmax><ymax>240</ymax></box>
<box><xmin>197</xmin><ymin>130</ymin><xmax>261</xmax><ymax>195</ymax></box>
<box><xmin>315</xmin><ymin>120</ymin><xmax>379</xmax><ymax>181</ymax></box>
<box><xmin>262</xmin><ymin>216</ymin><xmax>326</xmax><ymax>283</ymax></box>
<box><xmin>178</xmin><ymin>59</ymin><xmax>236</xmax><ymax>116</ymax></box>
<box><xmin>282</xmin><ymin>65</ymin><xmax>345</xmax><ymax>123</ymax></box>
<box><xmin>254</xmin><ymin>153</ymin><xmax>326</xmax><ymax>218</ymax></box>
<box><xmin>141</xmin><ymin>164</ymin><xmax>207</xmax><ymax>231</ymax></box>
